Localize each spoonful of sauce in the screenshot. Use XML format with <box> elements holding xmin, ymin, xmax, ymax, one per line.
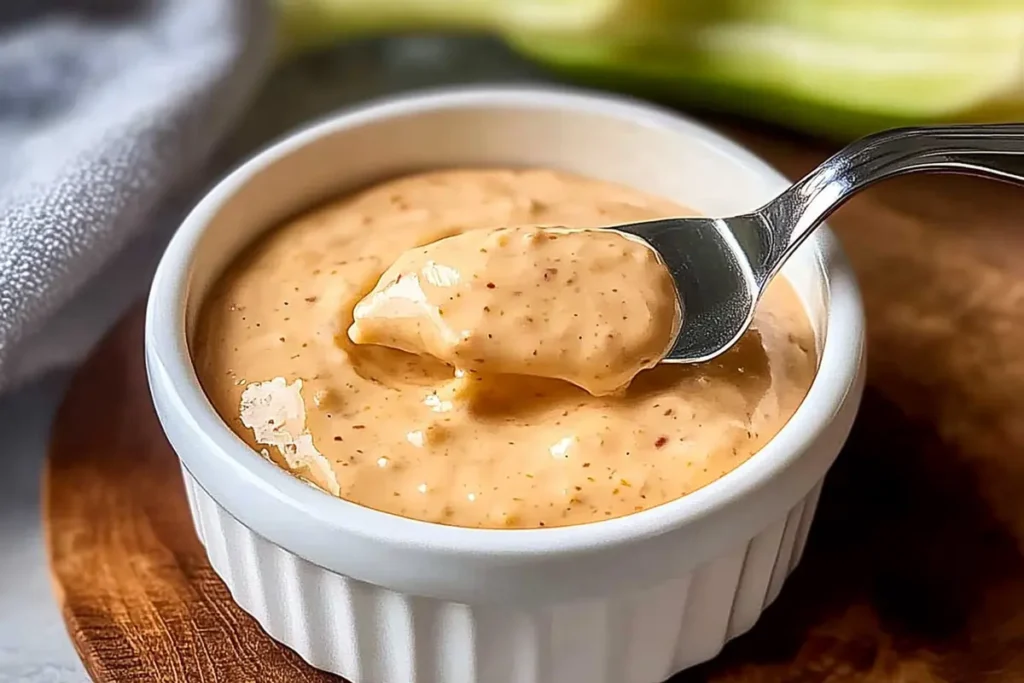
<box><xmin>348</xmin><ymin>225</ymin><xmax>680</xmax><ymax>396</ymax></box>
<box><xmin>350</xmin><ymin>124</ymin><xmax>1024</xmax><ymax>392</ymax></box>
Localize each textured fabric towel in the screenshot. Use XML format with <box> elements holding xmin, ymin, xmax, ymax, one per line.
<box><xmin>0</xmin><ymin>0</ymin><xmax>273</xmax><ymax>392</ymax></box>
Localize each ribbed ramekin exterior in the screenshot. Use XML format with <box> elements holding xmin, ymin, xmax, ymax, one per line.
<box><xmin>183</xmin><ymin>468</ymin><xmax>823</xmax><ymax>683</ymax></box>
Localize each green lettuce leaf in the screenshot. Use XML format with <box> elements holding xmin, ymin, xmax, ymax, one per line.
<box><xmin>275</xmin><ymin>0</ymin><xmax>1024</xmax><ymax>139</ymax></box>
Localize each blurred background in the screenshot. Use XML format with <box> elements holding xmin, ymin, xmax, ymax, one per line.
<box><xmin>278</xmin><ymin>0</ymin><xmax>1024</xmax><ymax>139</ymax></box>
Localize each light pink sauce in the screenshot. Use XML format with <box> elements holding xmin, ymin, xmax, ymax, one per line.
<box><xmin>193</xmin><ymin>169</ymin><xmax>817</xmax><ymax>529</ymax></box>
<box><xmin>348</xmin><ymin>225</ymin><xmax>680</xmax><ymax>396</ymax></box>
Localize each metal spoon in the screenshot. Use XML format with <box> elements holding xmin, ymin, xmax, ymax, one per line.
<box><xmin>616</xmin><ymin>124</ymin><xmax>1024</xmax><ymax>364</ymax></box>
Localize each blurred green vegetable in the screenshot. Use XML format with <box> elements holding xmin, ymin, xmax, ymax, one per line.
<box><xmin>275</xmin><ymin>0</ymin><xmax>1024</xmax><ymax>139</ymax></box>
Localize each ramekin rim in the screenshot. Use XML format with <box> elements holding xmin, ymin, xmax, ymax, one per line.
<box><xmin>145</xmin><ymin>84</ymin><xmax>865</xmax><ymax>558</ymax></box>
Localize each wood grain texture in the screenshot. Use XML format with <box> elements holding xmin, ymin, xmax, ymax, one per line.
<box><xmin>45</xmin><ymin>125</ymin><xmax>1024</xmax><ymax>682</ymax></box>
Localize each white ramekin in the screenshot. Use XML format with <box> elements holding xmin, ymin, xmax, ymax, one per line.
<box><xmin>146</xmin><ymin>86</ymin><xmax>865</xmax><ymax>683</ymax></box>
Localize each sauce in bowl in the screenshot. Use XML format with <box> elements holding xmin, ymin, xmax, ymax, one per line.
<box><xmin>193</xmin><ymin>169</ymin><xmax>817</xmax><ymax>529</ymax></box>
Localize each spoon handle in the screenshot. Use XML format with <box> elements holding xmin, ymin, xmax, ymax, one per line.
<box><xmin>754</xmin><ymin>123</ymin><xmax>1024</xmax><ymax>283</ymax></box>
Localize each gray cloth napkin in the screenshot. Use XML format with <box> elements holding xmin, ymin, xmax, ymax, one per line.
<box><xmin>0</xmin><ymin>0</ymin><xmax>273</xmax><ymax>392</ymax></box>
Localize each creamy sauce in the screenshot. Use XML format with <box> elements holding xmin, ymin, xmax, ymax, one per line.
<box><xmin>348</xmin><ymin>226</ymin><xmax>680</xmax><ymax>396</ymax></box>
<box><xmin>193</xmin><ymin>169</ymin><xmax>817</xmax><ymax>529</ymax></box>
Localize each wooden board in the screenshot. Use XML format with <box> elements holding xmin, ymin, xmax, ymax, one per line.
<box><xmin>45</xmin><ymin>124</ymin><xmax>1024</xmax><ymax>682</ymax></box>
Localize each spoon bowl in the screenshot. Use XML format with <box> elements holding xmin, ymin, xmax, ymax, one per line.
<box><xmin>621</xmin><ymin>124</ymin><xmax>1024</xmax><ymax>364</ymax></box>
<box><xmin>616</xmin><ymin>214</ymin><xmax>765</xmax><ymax>363</ymax></box>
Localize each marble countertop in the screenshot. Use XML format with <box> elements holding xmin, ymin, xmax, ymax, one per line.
<box><xmin>0</xmin><ymin>372</ymin><xmax>87</xmax><ymax>683</ymax></box>
<box><xmin>0</xmin><ymin>35</ymin><xmax>544</xmax><ymax>681</ymax></box>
